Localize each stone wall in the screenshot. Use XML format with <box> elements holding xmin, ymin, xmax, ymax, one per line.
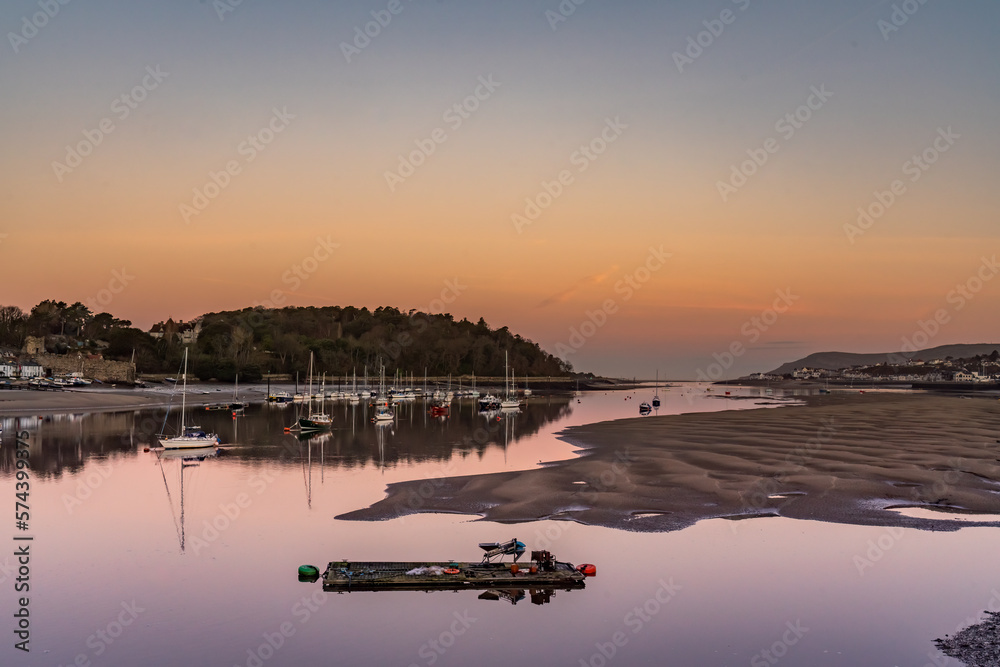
<box><xmin>23</xmin><ymin>336</ymin><xmax>44</xmax><ymax>356</ymax></box>
<box><xmin>38</xmin><ymin>354</ymin><xmax>136</xmax><ymax>383</ymax></box>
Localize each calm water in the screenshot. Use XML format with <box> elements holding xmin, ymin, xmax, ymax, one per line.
<box><xmin>2</xmin><ymin>384</ymin><xmax>996</xmax><ymax>667</ymax></box>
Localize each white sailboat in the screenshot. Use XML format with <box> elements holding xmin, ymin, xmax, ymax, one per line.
<box><xmin>159</xmin><ymin>348</ymin><xmax>219</xmax><ymax>449</ymax></box>
<box><xmin>348</xmin><ymin>368</ymin><xmax>360</xmax><ymax>403</ymax></box>
<box><xmin>372</xmin><ymin>364</ymin><xmax>394</xmax><ymax>422</ymax></box>
<box><xmin>500</xmin><ymin>351</ymin><xmax>521</xmax><ymax>410</ymax></box>
<box><xmin>298</xmin><ymin>353</ymin><xmax>332</xmax><ymax>432</ymax></box>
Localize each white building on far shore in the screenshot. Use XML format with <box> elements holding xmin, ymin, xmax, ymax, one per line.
<box><xmin>0</xmin><ymin>361</ymin><xmax>45</xmax><ymax>378</ymax></box>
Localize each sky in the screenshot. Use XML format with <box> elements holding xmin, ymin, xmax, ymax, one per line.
<box><xmin>1</xmin><ymin>0</ymin><xmax>997</xmax><ymax>379</ymax></box>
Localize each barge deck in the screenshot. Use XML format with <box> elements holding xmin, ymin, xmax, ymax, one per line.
<box><xmin>321</xmin><ymin>559</ymin><xmax>586</xmax><ymax>592</ymax></box>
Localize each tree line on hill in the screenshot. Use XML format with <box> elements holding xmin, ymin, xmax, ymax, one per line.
<box><xmin>0</xmin><ymin>301</ymin><xmax>573</xmax><ymax>382</ymax></box>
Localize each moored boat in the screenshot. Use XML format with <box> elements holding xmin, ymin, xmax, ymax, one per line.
<box><xmin>317</xmin><ymin>541</ymin><xmax>591</xmax><ymax>592</ymax></box>
<box><xmin>160</xmin><ymin>348</ymin><xmax>220</xmax><ymax>449</ymax></box>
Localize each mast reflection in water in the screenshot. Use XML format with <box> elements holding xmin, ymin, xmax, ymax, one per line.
<box><xmin>0</xmin><ymin>394</ymin><xmax>574</xmax><ymax>477</ymax></box>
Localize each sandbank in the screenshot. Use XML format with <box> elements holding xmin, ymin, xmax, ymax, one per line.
<box><xmin>338</xmin><ymin>393</ymin><xmax>1000</xmax><ymax>532</ymax></box>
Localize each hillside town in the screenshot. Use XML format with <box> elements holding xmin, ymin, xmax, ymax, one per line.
<box><xmin>744</xmin><ymin>351</ymin><xmax>1000</xmax><ymax>386</ymax></box>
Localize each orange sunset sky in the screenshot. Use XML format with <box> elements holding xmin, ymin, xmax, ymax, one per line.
<box><xmin>1</xmin><ymin>1</ymin><xmax>997</xmax><ymax>377</ymax></box>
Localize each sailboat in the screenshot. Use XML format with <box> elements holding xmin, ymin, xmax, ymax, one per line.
<box><xmin>372</xmin><ymin>364</ymin><xmax>394</xmax><ymax>422</ymax></box>
<box><xmin>652</xmin><ymin>370</ymin><xmax>661</xmax><ymax>409</ymax></box>
<box><xmin>229</xmin><ymin>373</ymin><xmax>246</xmax><ymax>414</ymax></box>
<box><xmin>500</xmin><ymin>351</ymin><xmax>521</xmax><ymax>410</ymax></box>
<box><xmin>159</xmin><ymin>348</ymin><xmax>220</xmax><ymax>449</ymax></box>
<box><xmin>298</xmin><ymin>352</ymin><xmax>332</xmax><ymax>432</ymax></box>
<box><xmin>348</xmin><ymin>368</ymin><xmax>360</xmax><ymax>404</ymax></box>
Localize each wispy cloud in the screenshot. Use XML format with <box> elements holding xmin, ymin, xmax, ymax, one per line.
<box><xmin>536</xmin><ymin>266</ymin><xmax>619</xmax><ymax>308</ymax></box>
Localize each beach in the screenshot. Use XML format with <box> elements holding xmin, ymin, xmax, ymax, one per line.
<box><xmin>339</xmin><ymin>392</ymin><xmax>1000</xmax><ymax>532</ymax></box>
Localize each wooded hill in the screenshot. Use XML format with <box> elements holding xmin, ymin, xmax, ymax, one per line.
<box><xmin>182</xmin><ymin>306</ymin><xmax>572</xmax><ymax>381</ymax></box>
<box><xmin>0</xmin><ymin>301</ymin><xmax>573</xmax><ymax>381</ymax></box>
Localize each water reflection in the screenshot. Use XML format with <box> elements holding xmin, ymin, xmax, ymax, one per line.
<box><xmin>0</xmin><ymin>395</ymin><xmax>575</xmax><ymax>477</ymax></box>
<box><xmin>0</xmin><ymin>385</ymin><xmax>985</xmax><ymax>667</ymax></box>
<box><xmin>154</xmin><ymin>446</ymin><xmax>218</xmax><ymax>553</ymax></box>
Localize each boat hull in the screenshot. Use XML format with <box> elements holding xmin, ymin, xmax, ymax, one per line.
<box><xmin>298</xmin><ymin>415</ymin><xmax>332</xmax><ymax>432</ymax></box>
<box><xmin>159</xmin><ymin>435</ymin><xmax>219</xmax><ymax>449</ymax></box>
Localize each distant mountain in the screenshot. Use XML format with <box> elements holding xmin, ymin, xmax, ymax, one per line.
<box><xmin>768</xmin><ymin>343</ymin><xmax>1000</xmax><ymax>376</ymax></box>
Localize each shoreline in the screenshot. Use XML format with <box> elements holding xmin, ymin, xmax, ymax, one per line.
<box><xmin>337</xmin><ymin>393</ymin><xmax>1000</xmax><ymax>533</ymax></box>
<box><xmin>0</xmin><ymin>385</ymin><xmax>256</xmax><ymax>417</ymax></box>
<box><xmin>0</xmin><ymin>378</ymin><xmax>664</xmax><ymax>417</ymax></box>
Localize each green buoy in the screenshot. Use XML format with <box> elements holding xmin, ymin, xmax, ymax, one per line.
<box><xmin>298</xmin><ymin>564</ymin><xmax>320</xmax><ymax>578</ymax></box>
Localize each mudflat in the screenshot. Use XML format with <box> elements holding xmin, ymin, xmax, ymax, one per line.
<box><xmin>338</xmin><ymin>393</ymin><xmax>1000</xmax><ymax>532</ymax></box>
<box><xmin>0</xmin><ymin>385</ymin><xmax>232</xmax><ymax>416</ymax></box>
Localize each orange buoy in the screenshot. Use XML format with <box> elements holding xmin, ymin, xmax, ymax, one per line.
<box><xmin>443</xmin><ymin>567</ymin><xmax>460</xmax><ymax>575</ymax></box>
<box><xmin>577</xmin><ymin>563</ymin><xmax>597</xmax><ymax>576</ymax></box>
<box><xmin>510</xmin><ymin>564</ymin><xmax>519</xmax><ymax>574</ymax></box>
<box><xmin>529</xmin><ymin>565</ymin><xmax>538</xmax><ymax>574</ymax></box>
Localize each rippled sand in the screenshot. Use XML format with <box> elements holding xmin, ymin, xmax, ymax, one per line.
<box><xmin>339</xmin><ymin>393</ymin><xmax>1000</xmax><ymax>532</ymax></box>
